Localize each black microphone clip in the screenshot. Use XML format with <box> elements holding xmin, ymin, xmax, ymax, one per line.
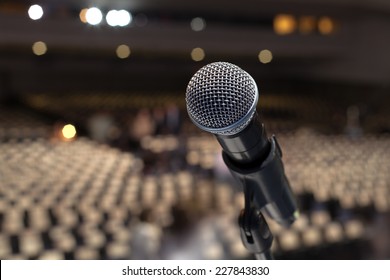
<box><xmin>222</xmin><ymin>135</ymin><xmax>298</xmax><ymax>227</ymax></box>
<box><xmin>217</xmin><ymin>115</ymin><xmax>299</xmax><ymax>259</ymax></box>
<box><xmin>216</xmin><ymin>113</ymin><xmax>299</xmax><ymax>226</ymax></box>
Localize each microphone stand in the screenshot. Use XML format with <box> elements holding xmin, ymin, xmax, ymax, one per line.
<box><xmin>238</xmin><ymin>181</ymin><xmax>274</xmax><ymax>260</ymax></box>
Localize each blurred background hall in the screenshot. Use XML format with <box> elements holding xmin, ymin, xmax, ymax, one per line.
<box><xmin>1</xmin><ymin>0</ymin><xmax>390</xmax><ymax>260</ymax></box>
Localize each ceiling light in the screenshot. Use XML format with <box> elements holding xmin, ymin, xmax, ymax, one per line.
<box><xmin>28</xmin><ymin>4</ymin><xmax>44</xmax><ymax>20</ymax></box>
<box><xmin>299</xmin><ymin>16</ymin><xmax>316</xmax><ymax>34</ymax></box>
<box><xmin>106</xmin><ymin>10</ymin><xmax>132</xmax><ymax>27</ymax></box>
<box><xmin>318</xmin><ymin>17</ymin><xmax>335</xmax><ymax>35</ymax></box>
<box><xmin>274</xmin><ymin>14</ymin><xmax>296</xmax><ymax>35</ymax></box>
<box><xmin>79</xmin><ymin>8</ymin><xmax>88</xmax><ymax>23</ymax></box>
<box><xmin>191</xmin><ymin>17</ymin><xmax>206</xmax><ymax>31</ymax></box>
<box><xmin>32</xmin><ymin>41</ymin><xmax>47</xmax><ymax>56</ymax></box>
<box><xmin>116</xmin><ymin>45</ymin><xmax>131</xmax><ymax>59</ymax></box>
<box><xmin>258</xmin><ymin>49</ymin><xmax>273</xmax><ymax>64</ymax></box>
<box><xmin>86</xmin><ymin>7</ymin><xmax>103</xmax><ymax>25</ymax></box>
<box><xmin>191</xmin><ymin>48</ymin><xmax>205</xmax><ymax>62</ymax></box>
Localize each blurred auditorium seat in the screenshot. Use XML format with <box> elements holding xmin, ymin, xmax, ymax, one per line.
<box><xmin>1</xmin><ymin>92</ymin><xmax>389</xmax><ymax>259</ymax></box>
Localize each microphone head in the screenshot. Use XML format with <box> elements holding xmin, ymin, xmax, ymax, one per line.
<box><xmin>186</xmin><ymin>62</ymin><xmax>258</xmax><ymax>135</ymax></box>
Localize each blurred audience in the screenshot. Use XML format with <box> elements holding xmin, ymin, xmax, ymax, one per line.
<box><xmin>131</xmin><ymin>208</ymin><xmax>162</xmax><ymax>260</ymax></box>
<box><xmin>87</xmin><ymin>111</ymin><xmax>119</xmax><ymax>144</ymax></box>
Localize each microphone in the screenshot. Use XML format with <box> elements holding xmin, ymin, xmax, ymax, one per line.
<box><xmin>186</xmin><ymin>62</ymin><xmax>298</xmax><ymax>227</ymax></box>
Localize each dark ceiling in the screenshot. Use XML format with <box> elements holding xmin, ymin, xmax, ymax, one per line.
<box><xmin>0</xmin><ymin>0</ymin><xmax>390</xmax><ymax>93</ymax></box>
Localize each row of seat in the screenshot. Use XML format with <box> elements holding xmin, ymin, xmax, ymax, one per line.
<box><xmin>1</xmin><ymin>98</ymin><xmax>389</xmax><ymax>259</ymax></box>
<box><xmin>177</xmin><ymin>130</ymin><xmax>390</xmax><ymax>213</ymax></box>
<box><xmin>1</xmin><ymin>133</ymin><xmax>372</xmax><ymax>259</ymax></box>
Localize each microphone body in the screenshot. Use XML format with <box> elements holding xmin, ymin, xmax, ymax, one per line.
<box><xmin>215</xmin><ymin>113</ymin><xmax>269</xmax><ymax>165</ymax></box>
<box><xmin>186</xmin><ymin>62</ymin><xmax>298</xmax><ymax>226</ymax></box>
<box><xmin>218</xmin><ymin>113</ymin><xmax>297</xmax><ymax>226</ymax></box>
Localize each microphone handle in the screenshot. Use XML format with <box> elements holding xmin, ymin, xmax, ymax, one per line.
<box><xmin>223</xmin><ymin>135</ymin><xmax>298</xmax><ymax>226</ymax></box>
<box><xmin>215</xmin><ymin>113</ymin><xmax>270</xmax><ymax>165</ymax></box>
<box><xmin>216</xmin><ymin>114</ymin><xmax>298</xmax><ymax>226</ymax></box>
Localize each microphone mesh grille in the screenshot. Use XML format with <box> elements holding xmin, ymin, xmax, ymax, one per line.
<box><xmin>186</xmin><ymin>62</ymin><xmax>257</xmax><ymax>135</ymax></box>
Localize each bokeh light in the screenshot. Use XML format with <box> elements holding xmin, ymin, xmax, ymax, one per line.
<box><xmin>79</xmin><ymin>8</ymin><xmax>88</xmax><ymax>23</ymax></box>
<box><xmin>318</xmin><ymin>17</ymin><xmax>336</xmax><ymax>35</ymax></box>
<box><xmin>28</xmin><ymin>4</ymin><xmax>44</xmax><ymax>20</ymax></box>
<box><xmin>299</xmin><ymin>16</ymin><xmax>316</xmax><ymax>34</ymax></box>
<box><xmin>106</xmin><ymin>10</ymin><xmax>132</xmax><ymax>27</ymax></box>
<box><xmin>116</xmin><ymin>45</ymin><xmax>131</xmax><ymax>59</ymax></box>
<box><xmin>258</xmin><ymin>49</ymin><xmax>273</xmax><ymax>64</ymax></box>
<box><xmin>32</xmin><ymin>41</ymin><xmax>47</xmax><ymax>56</ymax></box>
<box><xmin>191</xmin><ymin>48</ymin><xmax>205</xmax><ymax>61</ymax></box>
<box><xmin>274</xmin><ymin>14</ymin><xmax>297</xmax><ymax>35</ymax></box>
<box><xmin>191</xmin><ymin>17</ymin><xmax>206</xmax><ymax>31</ymax></box>
<box><xmin>62</xmin><ymin>124</ymin><xmax>77</xmax><ymax>140</ymax></box>
<box><xmin>85</xmin><ymin>7</ymin><xmax>103</xmax><ymax>25</ymax></box>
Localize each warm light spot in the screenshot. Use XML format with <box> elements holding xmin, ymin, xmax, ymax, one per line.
<box><xmin>299</xmin><ymin>16</ymin><xmax>316</xmax><ymax>34</ymax></box>
<box><xmin>318</xmin><ymin>17</ymin><xmax>335</xmax><ymax>35</ymax></box>
<box><xmin>116</xmin><ymin>45</ymin><xmax>131</xmax><ymax>59</ymax></box>
<box><xmin>79</xmin><ymin>8</ymin><xmax>88</xmax><ymax>23</ymax></box>
<box><xmin>28</xmin><ymin>4</ymin><xmax>43</xmax><ymax>20</ymax></box>
<box><xmin>191</xmin><ymin>47</ymin><xmax>205</xmax><ymax>61</ymax></box>
<box><xmin>274</xmin><ymin>14</ymin><xmax>296</xmax><ymax>35</ymax></box>
<box><xmin>32</xmin><ymin>41</ymin><xmax>47</xmax><ymax>56</ymax></box>
<box><xmin>258</xmin><ymin>49</ymin><xmax>273</xmax><ymax>64</ymax></box>
<box><xmin>62</xmin><ymin>124</ymin><xmax>77</xmax><ymax>139</ymax></box>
